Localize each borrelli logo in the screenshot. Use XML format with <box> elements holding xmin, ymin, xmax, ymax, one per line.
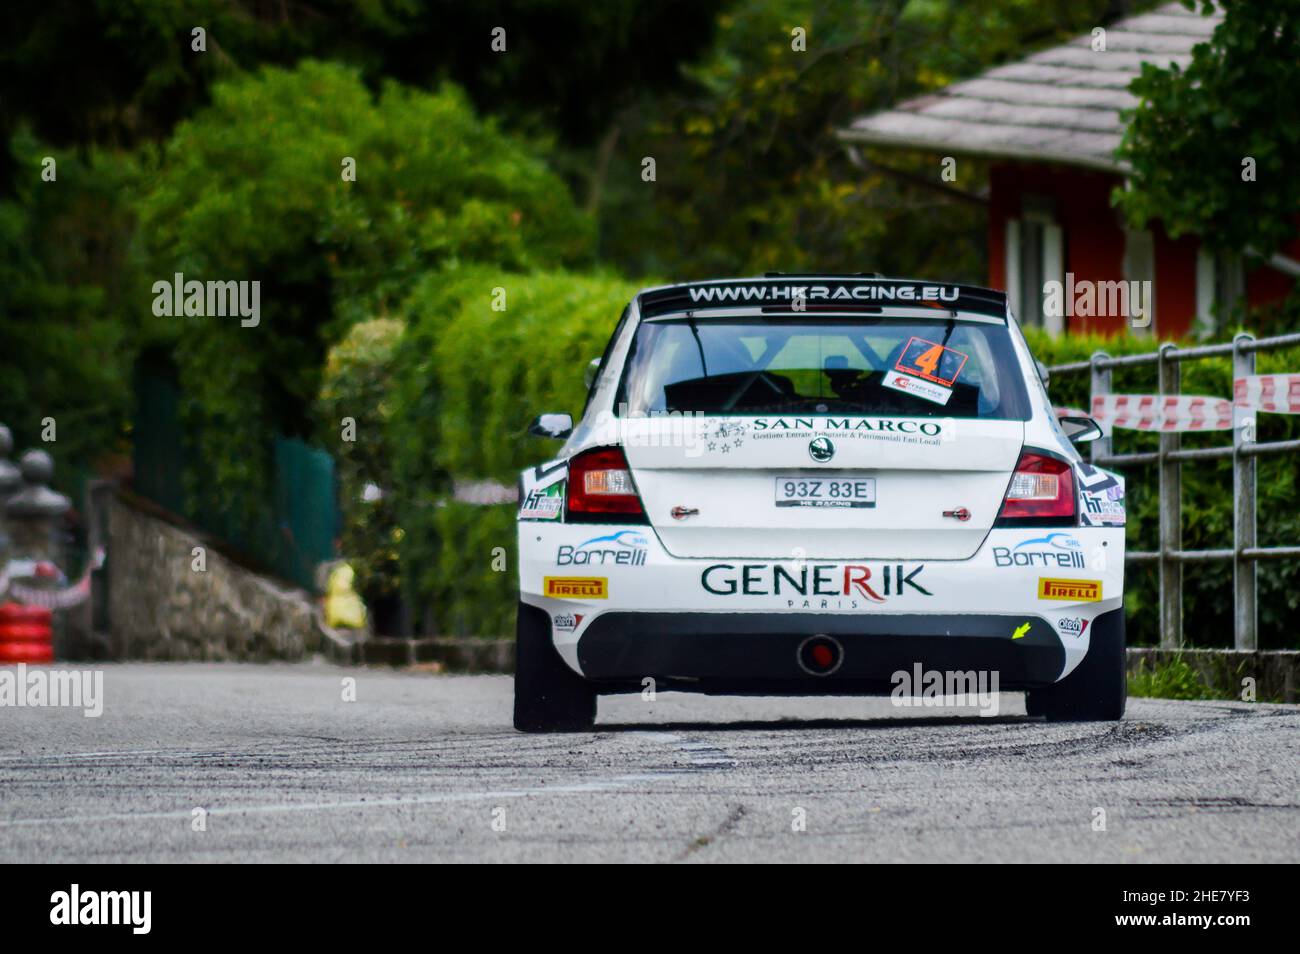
<box><xmin>50</xmin><ymin>884</ymin><xmax>151</xmax><ymax>934</ymax></box>
<box><xmin>993</xmin><ymin>532</ymin><xmax>1086</xmax><ymax>569</ymax></box>
<box><xmin>891</xmin><ymin>664</ymin><xmax>1001</xmax><ymax>717</ymax></box>
<box><xmin>0</xmin><ymin>664</ymin><xmax>103</xmax><ymax>717</ymax></box>
<box><xmin>557</xmin><ymin>530</ymin><xmax>648</xmax><ymax>566</ymax></box>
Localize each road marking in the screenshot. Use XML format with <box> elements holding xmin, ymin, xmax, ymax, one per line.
<box><xmin>0</xmin><ymin>773</ymin><xmax>668</xmax><ymax>828</ymax></box>
<box><xmin>0</xmin><ymin>749</ymin><xmax>174</xmax><ymax>762</ymax></box>
<box><xmin>632</xmin><ymin>731</ymin><xmax>736</xmax><ymax>769</ymax></box>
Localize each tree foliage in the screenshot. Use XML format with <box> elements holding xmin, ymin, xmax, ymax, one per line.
<box><xmin>1116</xmin><ymin>0</ymin><xmax>1300</xmax><ymax>256</ymax></box>
<box><xmin>134</xmin><ymin>60</ymin><xmax>591</xmax><ymax>530</ymax></box>
<box><xmin>599</xmin><ymin>0</ymin><xmax>1146</xmax><ymax>280</ymax></box>
<box><xmin>0</xmin><ymin>0</ymin><xmax>723</xmax><ymax>193</ymax></box>
<box><xmin>0</xmin><ymin>130</ymin><xmax>143</xmax><ymax>472</ymax></box>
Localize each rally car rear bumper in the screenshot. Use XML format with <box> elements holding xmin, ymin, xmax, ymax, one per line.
<box><xmin>570</xmin><ymin>610</ymin><xmax>1127</xmax><ymax>694</ymax></box>
<box><xmin>519</xmin><ymin>524</ymin><xmax>1125</xmax><ymax>691</ymax></box>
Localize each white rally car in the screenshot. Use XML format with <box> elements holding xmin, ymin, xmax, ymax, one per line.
<box><xmin>515</xmin><ymin>276</ymin><xmax>1126</xmax><ymax>731</ymax></box>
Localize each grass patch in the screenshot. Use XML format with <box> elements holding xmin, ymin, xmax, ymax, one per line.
<box><xmin>1128</xmin><ymin>654</ymin><xmax>1218</xmax><ymax>700</ymax></box>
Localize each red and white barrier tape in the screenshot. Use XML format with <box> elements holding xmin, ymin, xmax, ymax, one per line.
<box><xmin>7</xmin><ymin>574</ymin><xmax>93</xmax><ymax>610</ymax></box>
<box><xmin>1091</xmin><ymin>394</ymin><xmax>1234</xmax><ymax>432</ymax></box>
<box><xmin>1234</xmin><ymin>374</ymin><xmax>1300</xmax><ymax>414</ymax></box>
<box><xmin>0</xmin><ymin>548</ymin><xmax>104</xmax><ymax>610</ymax></box>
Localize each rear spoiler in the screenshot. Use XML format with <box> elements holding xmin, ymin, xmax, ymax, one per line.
<box><xmin>638</xmin><ymin>277</ymin><xmax>1008</xmax><ymax>320</ymax></box>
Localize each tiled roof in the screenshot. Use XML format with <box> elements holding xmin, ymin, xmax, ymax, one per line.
<box><xmin>838</xmin><ymin>3</ymin><xmax>1222</xmax><ymax>172</ymax></box>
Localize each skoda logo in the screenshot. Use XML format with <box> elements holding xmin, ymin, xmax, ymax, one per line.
<box><xmin>808</xmin><ymin>437</ymin><xmax>835</xmax><ymax>462</ymax></box>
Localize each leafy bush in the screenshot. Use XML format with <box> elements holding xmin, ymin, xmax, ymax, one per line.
<box><xmin>316</xmin><ymin>318</ymin><xmax>404</xmax><ymax>606</ymax></box>
<box><xmin>421</xmin><ymin>502</ymin><xmax>519</xmax><ymax>638</ymax></box>
<box><xmin>430</xmin><ymin>271</ymin><xmax>641</xmax><ymax>482</ymax></box>
<box><xmin>135</xmin><ymin>61</ymin><xmax>592</xmax><ymax>537</ymax></box>
<box><xmin>1024</xmin><ymin>324</ymin><xmax>1300</xmax><ymax>649</ymax></box>
<box><xmin>389</xmin><ymin>268</ymin><xmax>642</xmax><ymax>635</ymax></box>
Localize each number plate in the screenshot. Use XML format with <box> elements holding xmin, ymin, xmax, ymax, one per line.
<box><xmin>775</xmin><ymin>476</ymin><xmax>876</xmax><ymax>509</ymax></box>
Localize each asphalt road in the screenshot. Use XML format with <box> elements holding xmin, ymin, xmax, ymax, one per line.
<box><xmin>1</xmin><ymin>662</ymin><xmax>1297</xmax><ymax>863</ymax></box>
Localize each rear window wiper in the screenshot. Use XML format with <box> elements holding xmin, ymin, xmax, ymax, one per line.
<box><xmin>686</xmin><ymin>314</ymin><xmax>709</xmax><ymax>379</ymax></box>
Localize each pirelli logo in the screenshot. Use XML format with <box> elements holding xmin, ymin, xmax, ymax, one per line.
<box><xmin>544</xmin><ymin>576</ymin><xmax>608</xmax><ymax>599</ymax></box>
<box><xmin>1038</xmin><ymin>578</ymin><xmax>1102</xmax><ymax>602</ymax></box>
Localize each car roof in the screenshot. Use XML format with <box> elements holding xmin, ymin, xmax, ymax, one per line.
<box><xmin>635</xmin><ymin>275</ymin><xmax>1009</xmax><ymax>321</ymax></box>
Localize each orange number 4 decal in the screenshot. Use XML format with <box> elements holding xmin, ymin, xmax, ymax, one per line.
<box><xmin>895</xmin><ymin>337</ymin><xmax>969</xmax><ymax>387</ymax></box>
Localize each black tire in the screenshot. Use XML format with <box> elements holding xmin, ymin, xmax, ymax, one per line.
<box><xmin>1026</xmin><ymin>609</ymin><xmax>1127</xmax><ymax>721</ymax></box>
<box><xmin>513</xmin><ymin>601</ymin><xmax>597</xmax><ymax>732</ymax></box>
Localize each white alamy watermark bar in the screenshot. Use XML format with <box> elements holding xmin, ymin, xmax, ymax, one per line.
<box><xmin>151</xmin><ymin>272</ymin><xmax>260</xmax><ymax>327</ymax></box>
<box><xmin>50</xmin><ymin>885</ymin><xmax>151</xmax><ymax>934</ymax></box>
<box><xmin>1043</xmin><ymin>273</ymin><xmax>1152</xmax><ymax>328</ymax></box>
<box><xmin>890</xmin><ymin>664</ymin><xmax>1001</xmax><ymax>717</ymax></box>
<box><xmin>0</xmin><ymin>664</ymin><xmax>104</xmax><ymax>717</ymax></box>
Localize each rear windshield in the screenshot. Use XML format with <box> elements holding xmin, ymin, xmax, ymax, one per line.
<box><xmin>617</xmin><ymin>317</ymin><xmax>1030</xmax><ymax>420</ymax></box>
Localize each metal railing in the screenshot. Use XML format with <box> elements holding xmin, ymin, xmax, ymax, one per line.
<box><xmin>1049</xmin><ymin>332</ymin><xmax>1300</xmax><ymax>651</ymax></box>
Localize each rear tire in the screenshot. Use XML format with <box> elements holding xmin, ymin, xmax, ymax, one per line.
<box><xmin>1026</xmin><ymin>610</ymin><xmax>1126</xmax><ymax>721</ymax></box>
<box><xmin>513</xmin><ymin>601</ymin><xmax>597</xmax><ymax>732</ymax></box>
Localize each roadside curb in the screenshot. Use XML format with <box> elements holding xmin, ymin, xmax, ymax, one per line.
<box><xmin>319</xmin><ymin>635</ymin><xmax>515</xmax><ymax>672</ymax></box>
<box><xmin>313</xmin><ymin>610</ymin><xmax>364</xmax><ymax>665</ymax></box>
<box><xmin>1126</xmin><ymin>648</ymin><xmax>1298</xmax><ymax>703</ymax></box>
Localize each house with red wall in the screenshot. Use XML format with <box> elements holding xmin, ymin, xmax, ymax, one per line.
<box><xmin>838</xmin><ymin>2</ymin><xmax>1299</xmax><ymax>338</ymax></box>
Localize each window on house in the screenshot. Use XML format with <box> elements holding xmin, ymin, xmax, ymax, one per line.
<box><xmin>1123</xmin><ymin>229</ymin><xmax>1156</xmax><ymax>337</ymax></box>
<box><xmin>1196</xmin><ymin>249</ymin><xmax>1243</xmax><ymax>337</ymax></box>
<box><xmin>1004</xmin><ymin>196</ymin><xmax>1063</xmax><ymax>333</ymax></box>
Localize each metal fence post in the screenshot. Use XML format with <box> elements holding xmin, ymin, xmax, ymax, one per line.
<box><xmin>1158</xmin><ymin>342</ymin><xmax>1183</xmax><ymax>649</ymax></box>
<box><xmin>1089</xmin><ymin>351</ymin><xmax>1111</xmax><ymax>464</ymax></box>
<box><xmin>1232</xmin><ymin>333</ymin><xmax>1258</xmax><ymax>650</ymax></box>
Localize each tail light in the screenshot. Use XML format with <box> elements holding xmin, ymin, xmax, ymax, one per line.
<box><xmin>566</xmin><ymin>447</ymin><xmax>647</xmax><ymax>523</ymax></box>
<box><xmin>996</xmin><ymin>450</ymin><xmax>1075</xmax><ymax>525</ymax></box>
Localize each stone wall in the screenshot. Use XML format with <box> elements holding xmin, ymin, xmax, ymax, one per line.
<box><xmin>106</xmin><ymin>496</ymin><xmax>320</xmax><ymax>661</ymax></box>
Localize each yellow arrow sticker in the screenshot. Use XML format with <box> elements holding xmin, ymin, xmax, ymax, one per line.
<box><xmin>1012</xmin><ymin>622</ymin><xmax>1031</xmax><ymax>640</ymax></box>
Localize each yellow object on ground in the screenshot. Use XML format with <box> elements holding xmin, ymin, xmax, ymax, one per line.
<box><xmin>325</xmin><ymin>563</ymin><xmax>368</xmax><ymax>629</ymax></box>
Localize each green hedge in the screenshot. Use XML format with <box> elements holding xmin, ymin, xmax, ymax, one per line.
<box><xmin>137</xmin><ymin>61</ymin><xmax>593</xmax><ymax>540</ymax></box>
<box><xmin>316</xmin><ymin>318</ymin><xmax>405</xmax><ymax>605</ymax></box>
<box><xmin>388</xmin><ymin>268</ymin><xmax>644</xmax><ymax>635</ymax></box>
<box><xmin>1023</xmin><ymin>326</ymin><xmax>1300</xmax><ymax>649</ymax></box>
<box><xmin>421</xmin><ymin>502</ymin><xmax>518</xmax><ymax>637</ymax></box>
<box><xmin>431</xmin><ymin>270</ymin><xmax>643</xmax><ymax>482</ymax></box>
